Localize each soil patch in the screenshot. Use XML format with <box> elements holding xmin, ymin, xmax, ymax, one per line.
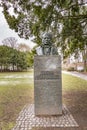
<box><xmin>63</xmin><ymin>91</ymin><xmax>87</xmax><ymax>129</ymax></box>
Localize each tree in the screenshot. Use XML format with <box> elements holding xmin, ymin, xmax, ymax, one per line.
<box><xmin>0</xmin><ymin>45</ymin><xmax>31</xmax><ymax>72</ymax></box>
<box><xmin>0</xmin><ymin>45</ymin><xmax>10</xmax><ymax>71</ymax></box>
<box><xmin>18</xmin><ymin>43</ymin><xmax>31</xmax><ymax>52</ymax></box>
<box><xmin>82</xmin><ymin>44</ymin><xmax>87</xmax><ymax>72</ymax></box>
<box><xmin>1</xmin><ymin>0</ymin><xmax>87</xmax><ymax>71</ymax></box>
<box><xmin>26</xmin><ymin>51</ymin><xmax>34</xmax><ymax>67</ymax></box>
<box><xmin>2</xmin><ymin>37</ymin><xmax>18</xmax><ymax>49</ymax></box>
<box><xmin>9</xmin><ymin>49</ymin><xmax>18</xmax><ymax>71</ymax></box>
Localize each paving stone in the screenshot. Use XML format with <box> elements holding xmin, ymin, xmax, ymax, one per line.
<box><xmin>12</xmin><ymin>104</ymin><xmax>79</xmax><ymax>130</ymax></box>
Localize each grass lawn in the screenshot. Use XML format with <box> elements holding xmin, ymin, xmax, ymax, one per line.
<box><xmin>0</xmin><ymin>69</ymin><xmax>34</xmax><ymax>130</ymax></box>
<box><xmin>0</xmin><ymin>70</ymin><xmax>87</xmax><ymax>130</ymax></box>
<box><xmin>62</xmin><ymin>74</ymin><xmax>87</xmax><ymax>92</ymax></box>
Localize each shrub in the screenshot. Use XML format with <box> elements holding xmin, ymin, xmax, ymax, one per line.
<box><xmin>67</xmin><ymin>67</ymin><xmax>75</xmax><ymax>71</ymax></box>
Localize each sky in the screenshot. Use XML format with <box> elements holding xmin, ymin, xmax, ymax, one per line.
<box><xmin>0</xmin><ymin>7</ymin><xmax>36</xmax><ymax>49</ymax></box>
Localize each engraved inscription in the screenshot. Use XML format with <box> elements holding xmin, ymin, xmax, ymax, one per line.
<box><xmin>35</xmin><ymin>71</ymin><xmax>60</xmax><ymax>80</ymax></box>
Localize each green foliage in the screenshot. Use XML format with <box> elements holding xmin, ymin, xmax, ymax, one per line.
<box><xmin>1</xmin><ymin>0</ymin><xmax>87</xmax><ymax>60</ymax></box>
<box><xmin>0</xmin><ymin>45</ymin><xmax>33</xmax><ymax>71</ymax></box>
<box><xmin>3</xmin><ymin>9</ymin><xmax>19</xmax><ymax>32</ymax></box>
<box><xmin>26</xmin><ymin>52</ymin><xmax>34</xmax><ymax>67</ymax></box>
<box><xmin>67</xmin><ymin>67</ymin><xmax>75</xmax><ymax>71</ymax></box>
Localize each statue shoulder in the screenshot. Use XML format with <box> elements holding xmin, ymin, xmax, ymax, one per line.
<box><xmin>36</xmin><ymin>46</ymin><xmax>43</xmax><ymax>55</ymax></box>
<box><xmin>51</xmin><ymin>45</ymin><xmax>58</xmax><ymax>55</ymax></box>
<box><xmin>36</xmin><ymin>46</ymin><xmax>42</xmax><ymax>50</ymax></box>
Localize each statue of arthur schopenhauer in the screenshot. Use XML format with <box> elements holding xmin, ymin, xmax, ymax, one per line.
<box><xmin>36</xmin><ymin>33</ymin><xmax>58</xmax><ymax>55</ymax></box>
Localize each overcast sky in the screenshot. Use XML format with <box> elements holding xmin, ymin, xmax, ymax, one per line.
<box><xmin>0</xmin><ymin>7</ymin><xmax>36</xmax><ymax>49</ymax></box>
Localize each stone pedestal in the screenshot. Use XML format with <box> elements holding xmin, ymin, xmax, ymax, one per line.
<box><xmin>34</xmin><ymin>56</ymin><xmax>62</xmax><ymax>116</ymax></box>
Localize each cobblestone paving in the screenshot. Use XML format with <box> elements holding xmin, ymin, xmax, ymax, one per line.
<box><xmin>12</xmin><ymin>104</ymin><xmax>79</xmax><ymax>130</ymax></box>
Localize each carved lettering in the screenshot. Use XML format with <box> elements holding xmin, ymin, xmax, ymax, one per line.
<box><xmin>35</xmin><ymin>71</ymin><xmax>60</xmax><ymax>80</ymax></box>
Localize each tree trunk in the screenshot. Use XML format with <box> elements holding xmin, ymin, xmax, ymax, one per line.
<box><xmin>0</xmin><ymin>65</ymin><xmax>2</xmax><ymax>72</ymax></box>
<box><xmin>82</xmin><ymin>46</ymin><xmax>87</xmax><ymax>72</ymax></box>
<box><xmin>12</xmin><ymin>64</ymin><xmax>14</xmax><ymax>71</ymax></box>
<box><xmin>84</xmin><ymin>60</ymin><xmax>87</xmax><ymax>72</ymax></box>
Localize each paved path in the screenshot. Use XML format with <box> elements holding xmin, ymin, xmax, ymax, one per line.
<box><xmin>62</xmin><ymin>71</ymin><xmax>87</xmax><ymax>80</ymax></box>
<box><xmin>12</xmin><ymin>104</ymin><xmax>78</xmax><ymax>130</ymax></box>
<box><xmin>32</xmin><ymin>128</ymin><xmax>86</xmax><ymax>130</ymax></box>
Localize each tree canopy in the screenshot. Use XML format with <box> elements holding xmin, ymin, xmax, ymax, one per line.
<box><xmin>0</xmin><ymin>34</ymin><xmax>34</xmax><ymax>72</ymax></box>
<box><xmin>0</xmin><ymin>0</ymin><xmax>87</xmax><ymax>57</ymax></box>
<box><xmin>2</xmin><ymin>37</ymin><xmax>17</xmax><ymax>49</ymax></box>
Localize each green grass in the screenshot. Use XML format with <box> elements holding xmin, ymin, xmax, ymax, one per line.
<box><xmin>0</xmin><ymin>69</ymin><xmax>34</xmax><ymax>130</ymax></box>
<box><xmin>0</xmin><ymin>70</ymin><xmax>87</xmax><ymax>130</ymax></box>
<box><xmin>62</xmin><ymin>74</ymin><xmax>87</xmax><ymax>92</ymax></box>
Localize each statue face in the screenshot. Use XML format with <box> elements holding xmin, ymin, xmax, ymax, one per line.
<box><xmin>42</xmin><ymin>33</ymin><xmax>52</xmax><ymax>46</ymax></box>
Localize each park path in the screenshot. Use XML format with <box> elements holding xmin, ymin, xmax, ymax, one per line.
<box><xmin>62</xmin><ymin>71</ymin><xmax>87</xmax><ymax>80</ymax></box>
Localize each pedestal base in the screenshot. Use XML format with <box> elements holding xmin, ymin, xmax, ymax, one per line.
<box><xmin>34</xmin><ymin>56</ymin><xmax>62</xmax><ymax>115</ymax></box>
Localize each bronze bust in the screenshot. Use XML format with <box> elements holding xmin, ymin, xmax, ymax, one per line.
<box><xmin>36</xmin><ymin>33</ymin><xmax>58</xmax><ymax>55</ymax></box>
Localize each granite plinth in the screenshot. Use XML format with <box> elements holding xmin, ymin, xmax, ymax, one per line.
<box><xmin>34</xmin><ymin>56</ymin><xmax>62</xmax><ymax>116</ymax></box>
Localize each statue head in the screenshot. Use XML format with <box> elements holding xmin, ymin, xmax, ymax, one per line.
<box><xmin>36</xmin><ymin>32</ymin><xmax>58</xmax><ymax>55</ymax></box>
<box><xmin>42</xmin><ymin>32</ymin><xmax>53</xmax><ymax>46</ymax></box>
